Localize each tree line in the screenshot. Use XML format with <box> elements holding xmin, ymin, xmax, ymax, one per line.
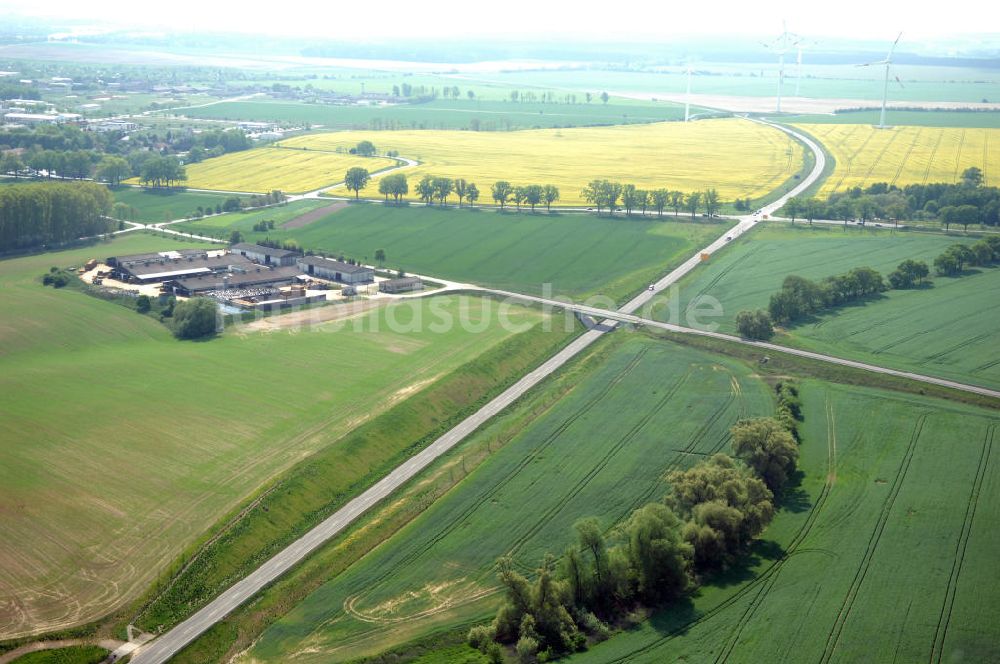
<box><xmin>469</xmin><ymin>405</ymin><xmax>802</xmax><ymax>663</ymax></box>
<box><xmin>781</xmin><ymin>168</ymin><xmax>999</xmax><ymax>229</ymax></box>
<box><xmin>582</xmin><ymin>180</ymin><xmax>721</xmax><ymax>218</ymax></box>
<box><xmin>0</xmin><ymin>181</ymin><xmax>114</xmax><ymax>251</ymax></box>
<box><xmin>735</xmin><ymin>236</ymin><xmax>1000</xmax><ymax>339</ymax></box>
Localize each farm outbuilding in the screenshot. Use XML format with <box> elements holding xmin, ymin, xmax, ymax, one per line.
<box><xmin>108</xmin><ymin>250</ymin><xmax>255</xmax><ymax>283</ymax></box>
<box><xmin>166</xmin><ymin>265</ymin><xmax>303</xmax><ymax>296</ymax></box>
<box><xmin>379</xmin><ymin>277</ymin><xmax>423</xmax><ymax>294</ymax></box>
<box><xmin>296</xmin><ymin>256</ymin><xmax>374</xmax><ymax>284</ymax></box>
<box><xmin>231</xmin><ymin>243</ymin><xmax>301</xmax><ymax>267</ymax></box>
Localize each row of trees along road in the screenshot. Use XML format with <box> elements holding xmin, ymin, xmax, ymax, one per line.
<box><xmin>0</xmin><ymin>181</ymin><xmax>113</xmax><ymax>251</ymax></box>
<box><xmin>780</xmin><ymin>168</ymin><xmax>999</xmax><ymax>230</ymax></box>
<box><xmin>582</xmin><ymin>179</ymin><xmax>721</xmax><ymax>218</ymax></box>
<box><xmin>469</xmin><ymin>409</ymin><xmax>801</xmax><ymax>663</ymax></box>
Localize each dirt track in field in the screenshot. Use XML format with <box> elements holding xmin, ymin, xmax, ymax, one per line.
<box><xmin>282</xmin><ymin>202</ymin><xmax>349</xmax><ymax>229</ymax></box>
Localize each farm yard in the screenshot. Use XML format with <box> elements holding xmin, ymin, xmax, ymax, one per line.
<box><xmin>663</xmin><ymin>223</ymin><xmax>1000</xmax><ymax>390</ymax></box>
<box><xmin>0</xmin><ymin>234</ymin><xmax>558</xmax><ymax>639</ymax></box>
<box><xmin>797</xmin><ymin>124</ymin><xmax>1000</xmax><ymax>196</ymax></box>
<box><xmin>174</xmin><ymin>205</ymin><xmax>733</xmax><ymax>303</ymax></box>
<box><xmin>141</xmin><ymin>148</ymin><xmax>395</xmax><ymax>194</ymax></box>
<box><xmin>244</xmin><ymin>335</ymin><xmax>776</xmax><ymax>663</ymax></box>
<box><xmin>570</xmin><ymin>379</ymin><xmax>1000</xmax><ymax>664</ymax></box>
<box><xmin>278</xmin><ymin>118</ymin><xmax>805</xmax><ymax>204</ymax></box>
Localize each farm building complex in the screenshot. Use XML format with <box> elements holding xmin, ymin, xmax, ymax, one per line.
<box><xmin>297</xmin><ymin>256</ymin><xmax>374</xmax><ymax>284</ymax></box>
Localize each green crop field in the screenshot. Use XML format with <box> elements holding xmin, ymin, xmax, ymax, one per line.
<box><xmin>569</xmin><ymin>379</ymin><xmax>1000</xmax><ymax>663</ymax></box>
<box><xmin>463</xmin><ymin>64</ymin><xmax>1000</xmax><ymax>104</ymax></box>
<box><xmin>0</xmin><ymin>233</ymin><xmax>551</xmax><ymax>639</ymax></box>
<box><xmin>170</xmin><ymin>199</ymin><xmax>330</xmax><ymax>238</ymax></box>
<box><xmin>245</xmin><ymin>334</ymin><xmax>776</xmax><ymax>663</ymax></box>
<box><xmin>111</xmin><ymin>187</ymin><xmax>232</xmax><ymax>223</ymax></box>
<box><xmin>659</xmin><ymin>223</ymin><xmax>999</xmax><ymax>390</ymax></box>
<box><xmin>175</xmin><ymin>205</ymin><xmax>733</xmax><ymax>303</ymax></box>
<box><xmin>9</xmin><ymin>645</ymin><xmax>109</xmax><ymax>664</ymax></box>
<box><xmin>777</xmin><ymin>110</ymin><xmax>1000</xmax><ymax>129</ymax></box>
<box><xmin>181</xmin><ymin>98</ymin><xmax>702</xmax><ymax>131</ymax></box>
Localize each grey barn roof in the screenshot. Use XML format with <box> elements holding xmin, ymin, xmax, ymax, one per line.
<box><xmin>171</xmin><ymin>266</ymin><xmax>303</xmax><ymax>293</ymax></box>
<box><xmin>232</xmin><ymin>243</ymin><xmax>301</xmax><ymax>259</ymax></box>
<box><xmin>297</xmin><ymin>256</ymin><xmax>373</xmax><ymax>274</ymax></box>
<box><xmin>122</xmin><ymin>254</ymin><xmax>255</xmax><ymax>279</ymax></box>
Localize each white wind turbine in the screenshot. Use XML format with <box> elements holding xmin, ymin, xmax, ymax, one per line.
<box><xmin>858</xmin><ymin>32</ymin><xmax>903</xmax><ymax>129</ymax></box>
<box><xmin>762</xmin><ymin>21</ymin><xmax>801</xmax><ymax>113</ymax></box>
<box><xmin>793</xmin><ymin>39</ymin><xmax>817</xmax><ymax>96</ymax></box>
<box><xmin>684</xmin><ymin>61</ymin><xmax>695</xmax><ymax>122</ymax></box>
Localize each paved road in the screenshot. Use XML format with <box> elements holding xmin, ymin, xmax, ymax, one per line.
<box><xmin>131</xmin><ymin>122</ymin><xmax>827</xmax><ymax>663</ymax></box>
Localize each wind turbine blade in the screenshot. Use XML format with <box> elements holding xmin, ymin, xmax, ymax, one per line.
<box><xmin>895</xmin><ymin>75</ymin><xmax>905</xmax><ymax>89</ymax></box>
<box><xmin>887</xmin><ymin>31</ymin><xmax>902</xmax><ymax>60</ymax></box>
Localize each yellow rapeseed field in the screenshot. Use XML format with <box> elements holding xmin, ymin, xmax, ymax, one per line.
<box><xmin>279</xmin><ymin>118</ymin><xmax>803</xmax><ymax>204</ymax></box>
<box><xmin>143</xmin><ymin>148</ymin><xmax>394</xmax><ymax>194</ymax></box>
<box><xmin>796</xmin><ymin>124</ymin><xmax>1000</xmax><ymax>196</ymax></box>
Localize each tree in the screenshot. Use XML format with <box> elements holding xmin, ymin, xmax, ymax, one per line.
<box><xmin>604</xmin><ymin>181</ymin><xmax>623</xmax><ymax>215</ymax></box>
<box><xmin>783</xmin><ymin>196</ymin><xmax>802</xmax><ymax>223</ymax></box>
<box><xmin>543</xmin><ymin>184</ymin><xmax>559</xmax><ymax>211</ymax></box>
<box><xmin>454</xmin><ymin>178</ymin><xmax>467</xmax><ymax>206</ymax></box>
<box><xmin>934</xmin><ymin>251</ymin><xmax>961</xmax><ymax>276</ymax></box>
<box><xmin>170</xmin><ymin>298</ymin><xmax>219</xmax><ymax>340</ymax></box>
<box><xmin>670</xmin><ymin>191</ymin><xmax>684</xmax><ymax>217</ymax></box>
<box><xmin>344</xmin><ymin>167</ymin><xmax>370</xmax><ymax>199</ymax></box>
<box><xmin>685</xmin><ymin>191</ymin><xmax>702</xmax><ymax>218</ymax></box>
<box><xmin>381</xmin><ymin>173</ymin><xmax>408</xmax><ymax>203</ymax></box>
<box><xmin>621</xmin><ymin>184</ymin><xmax>639</xmax><ymax>216</ymax></box>
<box><xmin>523</xmin><ymin>184</ymin><xmax>543</xmax><ymax>212</ymax></box>
<box><xmin>624</xmin><ymin>503</ymin><xmax>691</xmax><ymax>603</ymax></box>
<box><xmin>652</xmin><ymin>189</ymin><xmax>670</xmax><ymax>218</ymax></box>
<box><xmin>954</xmin><ymin>204</ymin><xmax>980</xmax><ymax>231</ymax></box>
<box><xmin>513</xmin><ymin>186</ymin><xmax>527</xmax><ymax>211</ymax></box>
<box><xmin>888</xmin><ymin>259</ymin><xmax>929</xmax><ymax>289</ymax></box>
<box><xmin>417</xmin><ymin>175</ymin><xmax>436</xmax><ymax>204</ymax></box>
<box><xmin>731</xmin><ymin>418</ymin><xmax>799</xmax><ymax>493</ymax></box>
<box><xmin>703</xmin><ymin>188</ymin><xmax>721</xmax><ymax>217</ymax></box>
<box><xmin>492</xmin><ymin>181</ymin><xmax>513</xmax><ymax>209</ymax></box>
<box><xmin>0</xmin><ymin>151</ymin><xmax>23</xmax><ymax>175</ymax></box>
<box><xmin>961</xmin><ymin>166</ymin><xmax>984</xmax><ymax>188</ymax></box>
<box><xmin>581</xmin><ymin>179</ymin><xmax>607</xmax><ymax>214</ymax></box>
<box><xmin>374</xmin><ymin>248</ymin><xmax>386</xmax><ymax>266</ymax></box>
<box><xmin>600</xmin><ymin>91</ymin><xmax>609</xmax><ymax>104</ymax></box>
<box><xmin>354</xmin><ymin>140</ymin><xmax>377</xmax><ymax>156</ymax></box>
<box><xmin>433</xmin><ymin>176</ymin><xmax>453</xmax><ymax>205</ymax></box>
<box><xmin>95</xmin><ymin>156</ymin><xmax>130</xmax><ymax>186</ymax></box>
<box><xmin>378</xmin><ymin>176</ymin><xmax>393</xmax><ymax>201</ymax></box>
<box><xmin>735</xmin><ymin>309</ymin><xmax>774</xmax><ymax>340</ymax></box>
<box><xmin>136</xmin><ymin>295</ymin><xmax>151</xmax><ymax>313</ymax></box>
<box><xmin>467</xmin><ymin>183</ymin><xmax>480</xmax><ymax>207</ymax></box>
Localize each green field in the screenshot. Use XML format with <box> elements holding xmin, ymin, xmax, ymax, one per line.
<box><xmin>111</xmin><ymin>187</ymin><xmax>232</xmax><ymax>223</ymax></box>
<box><xmin>0</xmin><ymin>233</ymin><xmax>551</xmax><ymax>639</ymax></box>
<box><xmin>9</xmin><ymin>645</ymin><xmax>108</xmax><ymax>664</ymax></box>
<box><xmin>569</xmin><ymin>379</ymin><xmax>1000</xmax><ymax>663</ymax></box>
<box><xmin>176</xmin><ymin>205</ymin><xmax>732</xmax><ymax>302</ymax></box>
<box><xmin>181</xmin><ymin>98</ymin><xmax>704</xmax><ymax>131</ymax></box>
<box><xmin>461</xmin><ymin>64</ymin><xmax>1000</xmax><ymax>104</ymax></box>
<box><xmin>660</xmin><ymin>223</ymin><xmax>999</xmax><ymax>390</ymax></box>
<box><xmin>776</xmin><ymin>109</ymin><xmax>1000</xmax><ymax>128</ymax></box>
<box><xmin>171</xmin><ymin>199</ymin><xmax>330</xmax><ymax>238</ymax></box>
<box><xmin>246</xmin><ymin>333</ymin><xmax>776</xmax><ymax>662</ymax></box>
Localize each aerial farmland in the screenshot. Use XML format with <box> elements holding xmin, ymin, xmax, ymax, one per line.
<box><xmin>0</xmin><ymin>11</ymin><xmax>998</xmax><ymax>664</ymax></box>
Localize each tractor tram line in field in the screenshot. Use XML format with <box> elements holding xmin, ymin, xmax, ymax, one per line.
<box><xmin>819</xmin><ymin>414</ymin><xmax>928</xmax><ymax>663</ymax></box>
<box><xmin>890</xmin><ymin>127</ymin><xmax>923</xmax><ymax>188</ymax></box>
<box><xmin>929</xmin><ymin>423</ymin><xmax>995</xmax><ymax>664</ymax></box>
<box><xmin>921</xmin><ymin>130</ymin><xmax>945</xmax><ymax>185</ymax></box>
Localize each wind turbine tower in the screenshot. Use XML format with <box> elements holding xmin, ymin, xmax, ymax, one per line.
<box><xmin>858</xmin><ymin>32</ymin><xmax>903</xmax><ymax>129</ymax></box>
<box><xmin>684</xmin><ymin>65</ymin><xmax>693</xmax><ymax>122</ymax></box>
<box><xmin>763</xmin><ymin>21</ymin><xmax>801</xmax><ymax>113</ymax></box>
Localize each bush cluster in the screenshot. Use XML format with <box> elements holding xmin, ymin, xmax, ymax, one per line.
<box><xmin>768</xmin><ymin>268</ymin><xmax>885</xmax><ymax>325</ymax></box>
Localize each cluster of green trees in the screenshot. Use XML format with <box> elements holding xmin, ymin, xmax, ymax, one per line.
<box><xmin>378</xmin><ymin>173</ymin><xmax>409</xmax><ymax>203</ymax></box>
<box><xmin>933</xmin><ymin>237</ymin><xmax>1000</xmax><ymax>276</ymax></box>
<box><xmin>490</xmin><ymin>182</ymin><xmax>559</xmax><ymax>211</ymax></box>
<box><xmin>888</xmin><ymin>259</ymin><xmax>930</xmax><ymax>288</ymax></box>
<box><xmin>471</xmin><ymin>413</ymin><xmax>800</xmax><ymax>662</ymax></box>
<box><xmin>781</xmin><ymin>168</ymin><xmax>999</xmax><ymax>229</ymax></box>
<box><xmin>0</xmin><ymin>181</ymin><xmax>114</xmax><ymax>251</ymax></box>
<box><xmin>138</xmin><ymin>155</ymin><xmax>187</xmax><ymax>188</ymax></box>
<box><xmin>767</xmin><ymin>268</ymin><xmax>886</xmax><ymax>325</ymax></box>
<box><xmin>418</xmin><ymin>176</ymin><xmax>482</xmax><ymax>207</ymax></box>
<box><xmin>582</xmin><ymin>180</ymin><xmax>721</xmax><ymax>218</ymax></box>
<box><xmin>170</xmin><ymin>298</ymin><xmax>219</xmax><ymax>340</ymax></box>
<box><xmin>735</xmin><ymin>309</ymin><xmax>774</xmax><ymax>340</ymax></box>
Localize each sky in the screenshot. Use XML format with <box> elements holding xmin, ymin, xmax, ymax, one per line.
<box><xmin>1</xmin><ymin>0</ymin><xmax>998</xmax><ymax>43</ymax></box>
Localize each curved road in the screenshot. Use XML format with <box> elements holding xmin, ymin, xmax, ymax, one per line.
<box><xmin>132</xmin><ymin>120</ymin><xmax>828</xmax><ymax>663</ymax></box>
